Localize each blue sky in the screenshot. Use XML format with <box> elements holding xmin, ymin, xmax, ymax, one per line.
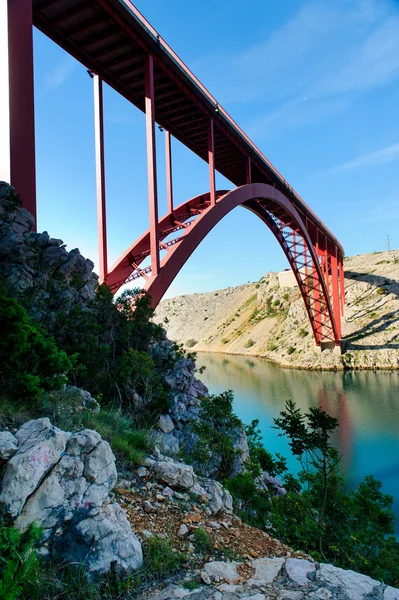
<box><xmin>33</xmin><ymin>0</ymin><xmax>399</xmax><ymax>297</ymax></box>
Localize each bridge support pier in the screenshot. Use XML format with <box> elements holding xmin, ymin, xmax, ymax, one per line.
<box><xmin>145</xmin><ymin>54</ymin><xmax>160</xmax><ymax>276</ymax></box>
<box><xmin>93</xmin><ymin>75</ymin><xmax>108</xmax><ymax>281</ymax></box>
<box><xmin>0</xmin><ymin>0</ymin><xmax>36</xmax><ymax>226</ymax></box>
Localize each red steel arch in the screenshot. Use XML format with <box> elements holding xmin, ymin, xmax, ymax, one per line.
<box><xmin>106</xmin><ymin>184</ymin><xmax>343</xmax><ymax>346</ymax></box>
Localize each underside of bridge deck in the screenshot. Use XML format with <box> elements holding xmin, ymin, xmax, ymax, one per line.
<box><xmin>0</xmin><ymin>0</ymin><xmax>345</xmax><ymax>346</ymax></box>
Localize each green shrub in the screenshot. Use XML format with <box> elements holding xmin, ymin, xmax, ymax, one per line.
<box><xmin>193</xmin><ymin>527</ymin><xmax>212</xmax><ymax>553</ymax></box>
<box><xmin>191</xmin><ymin>391</ymin><xmax>241</xmax><ymax>478</ymax></box>
<box><xmin>271</xmin><ymin>400</ymin><xmax>399</xmax><ymax>586</ymax></box>
<box><xmin>185</xmin><ymin>339</ymin><xmax>197</xmax><ymax>348</ymax></box>
<box><xmin>183</xmin><ymin>578</ymin><xmax>200</xmax><ymax>590</ymax></box>
<box><xmin>267</xmin><ymin>341</ymin><xmax>278</xmax><ymax>351</ymax></box>
<box><xmin>245</xmin><ymin>339</ymin><xmax>255</xmax><ymax>348</ymax></box>
<box><xmin>273</xmin><ymin>299</ymin><xmax>280</xmax><ymax>307</ymax></box>
<box><xmin>221</xmin><ymin>338</ymin><xmax>229</xmax><ymax>345</ymax></box>
<box><xmin>298</xmin><ymin>328</ymin><xmax>308</xmax><ymax>338</ymax></box>
<box><xmin>287</xmin><ymin>346</ymin><xmax>296</xmax><ymax>355</ymax></box>
<box><xmin>0</xmin><ymin>288</ymin><xmax>71</xmax><ymax>403</ymax></box>
<box><xmin>376</xmin><ymin>287</ymin><xmax>388</xmax><ymax>295</ymax></box>
<box><xmin>0</xmin><ymin>520</ymin><xmax>41</xmax><ymax>600</ymax></box>
<box><xmin>143</xmin><ymin>536</ymin><xmax>183</xmax><ymax>579</ymax></box>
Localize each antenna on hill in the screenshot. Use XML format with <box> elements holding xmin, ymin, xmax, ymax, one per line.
<box><xmin>385</xmin><ymin>235</ymin><xmax>391</xmax><ymax>252</ymax></box>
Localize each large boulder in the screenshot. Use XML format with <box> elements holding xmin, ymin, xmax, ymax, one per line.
<box><xmin>0</xmin><ymin>418</ymin><xmax>142</xmax><ymax>576</ymax></box>
<box><xmin>0</xmin><ymin>418</ymin><xmax>70</xmax><ymax>517</ymax></box>
<box><xmin>152</xmin><ymin>458</ymin><xmax>196</xmax><ymax>489</ymax></box>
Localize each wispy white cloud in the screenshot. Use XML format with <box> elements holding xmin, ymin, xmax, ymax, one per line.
<box><xmin>312</xmin><ymin>14</ymin><xmax>399</xmax><ymax>98</ymax></box>
<box><xmin>45</xmin><ymin>56</ymin><xmax>76</xmax><ymax>87</ymax></box>
<box><xmin>193</xmin><ymin>0</ymin><xmax>399</xmax><ymax>138</ymax></box>
<box><xmin>318</xmin><ymin>143</ymin><xmax>399</xmax><ymax>175</ymax></box>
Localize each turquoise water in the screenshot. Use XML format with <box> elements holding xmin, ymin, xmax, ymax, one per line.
<box><xmin>196</xmin><ymin>352</ymin><xmax>399</xmax><ymax>523</ymax></box>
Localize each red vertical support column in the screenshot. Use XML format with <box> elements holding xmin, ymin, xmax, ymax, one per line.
<box><xmin>339</xmin><ymin>253</ymin><xmax>346</xmax><ymax>316</ymax></box>
<box><xmin>93</xmin><ymin>75</ymin><xmax>108</xmax><ymax>281</ymax></box>
<box><xmin>1</xmin><ymin>0</ymin><xmax>36</xmax><ymax>226</ymax></box>
<box><xmin>304</xmin><ymin>238</ymin><xmax>309</xmax><ymax>296</ymax></box>
<box><xmin>246</xmin><ymin>157</ymin><xmax>251</xmax><ymax>184</ymax></box>
<box><xmin>208</xmin><ymin>117</ymin><xmax>216</xmax><ymax>206</ymax></box>
<box><xmin>331</xmin><ymin>248</ymin><xmax>341</xmax><ymax>341</ymax></box>
<box><xmin>313</xmin><ymin>232</ymin><xmax>322</xmax><ymax>344</ymax></box>
<box><xmin>145</xmin><ymin>55</ymin><xmax>160</xmax><ymax>276</ymax></box>
<box><xmin>324</xmin><ymin>235</ymin><xmax>329</xmax><ymax>296</ymax></box>
<box><xmin>165</xmin><ymin>130</ymin><xmax>173</xmax><ymax>214</ymax></box>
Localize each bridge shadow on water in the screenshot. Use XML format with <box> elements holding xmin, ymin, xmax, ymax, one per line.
<box><xmin>344</xmin><ymin>271</ymin><xmax>399</xmax><ymax>350</ymax></box>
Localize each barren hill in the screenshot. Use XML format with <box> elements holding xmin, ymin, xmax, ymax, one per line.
<box><xmin>154</xmin><ymin>250</ymin><xmax>399</xmax><ymax>370</ymax></box>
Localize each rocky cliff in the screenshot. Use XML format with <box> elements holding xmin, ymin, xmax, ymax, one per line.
<box><xmin>154</xmin><ymin>252</ymin><xmax>399</xmax><ymax>370</ymax></box>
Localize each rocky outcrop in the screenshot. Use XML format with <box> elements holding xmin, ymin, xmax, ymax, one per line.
<box><xmin>144</xmin><ymin>449</ymin><xmax>233</xmax><ymax>515</ymax></box>
<box><xmin>147</xmin><ymin>557</ymin><xmax>399</xmax><ymax>600</ymax></box>
<box><xmin>0</xmin><ymin>182</ymin><xmax>98</xmax><ymax>329</ymax></box>
<box><xmin>0</xmin><ymin>418</ymin><xmax>142</xmax><ymax>576</ymax></box>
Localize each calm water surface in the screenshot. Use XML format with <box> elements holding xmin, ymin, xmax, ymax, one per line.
<box><xmin>196</xmin><ymin>352</ymin><xmax>399</xmax><ymax>522</ymax></box>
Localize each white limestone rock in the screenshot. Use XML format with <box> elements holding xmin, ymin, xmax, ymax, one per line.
<box><xmin>285</xmin><ymin>558</ymin><xmax>316</xmax><ymax>586</ymax></box>
<box><xmin>204</xmin><ymin>560</ymin><xmax>242</xmax><ymax>584</ymax></box>
<box><xmin>0</xmin><ymin>430</ymin><xmax>18</xmax><ymax>460</ymax></box>
<box><xmin>317</xmin><ymin>564</ymin><xmax>378</xmax><ymax>600</ymax></box>
<box><xmin>159</xmin><ymin>414</ymin><xmax>175</xmax><ymax>433</ymax></box>
<box><xmin>153</xmin><ymin>460</ymin><xmax>196</xmax><ymax>489</ymax></box>
<box><xmin>70</xmin><ymin>502</ymin><xmax>142</xmax><ymax>575</ymax></box>
<box><xmin>385</xmin><ymin>587</ymin><xmax>399</xmax><ymax>600</ymax></box>
<box><xmin>201</xmin><ymin>479</ymin><xmax>233</xmax><ymax>514</ymax></box>
<box><xmin>0</xmin><ymin>418</ymin><xmax>70</xmax><ymax>517</ymax></box>
<box><xmin>15</xmin><ymin>428</ymin><xmax>117</xmax><ymax>534</ymax></box>
<box><xmin>248</xmin><ymin>557</ymin><xmax>285</xmax><ymax>585</ymax></box>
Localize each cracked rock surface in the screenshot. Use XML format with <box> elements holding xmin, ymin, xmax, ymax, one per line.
<box><xmin>144</xmin><ymin>557</ymin><xmax>399</xmax><ymax>600</ymax></box>
<box><xmin>0</xmin><ymin>418</ymin><xmax>142</xmax><ymax>575</ymax></box>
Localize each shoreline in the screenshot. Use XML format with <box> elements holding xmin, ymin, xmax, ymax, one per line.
<box><xmin>190</xmin><ymin>347</ymin><xmax>399</xmax><ymax>372</ymax></box>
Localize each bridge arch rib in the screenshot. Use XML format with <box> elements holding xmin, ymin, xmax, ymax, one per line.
<box><xmin>106</xmin><ymin>184</ymin><xmax>344</xmax><ymax>346</ymax></box>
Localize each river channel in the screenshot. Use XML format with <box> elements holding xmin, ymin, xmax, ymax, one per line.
<box><xmin>196</xmin><ymin>352</ymin><xmax>399</xmax><ymax>524</ymax></box>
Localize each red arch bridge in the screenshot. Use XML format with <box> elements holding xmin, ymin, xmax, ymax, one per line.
<box><xmin>1</xmin><ymin>0</ymin><xmax>345</xmax><ymax>348</ymax></box>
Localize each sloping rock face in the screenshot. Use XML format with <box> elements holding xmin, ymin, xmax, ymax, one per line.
<box><xmin>0</xmin><ymin>418</ymin><xmax>142</xmax><ymax>576</ymax></box>
<box><xmin>0</xmin><ymin>182</ymin><xmax>98</xmax><ymax>329</ymax></box>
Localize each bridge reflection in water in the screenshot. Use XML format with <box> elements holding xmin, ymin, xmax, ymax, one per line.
<box><xmin>195</xmin><ymin>352</ymin><xmax>399</xmax><ymax>526</ymax></box>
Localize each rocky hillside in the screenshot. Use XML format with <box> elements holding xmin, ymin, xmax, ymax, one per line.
<box><xmin>154</xmin><ymin>251</ymin><xmax>399</xmax><ymax>370</ymax></box>
<box><xmin>1</xmin><ymin>181</ymin><xmax>399</xmax><ymax>599</ymax></box>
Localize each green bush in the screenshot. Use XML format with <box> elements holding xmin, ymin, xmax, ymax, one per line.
<box><xmin>143</xmin><ymin>536</ymin><xmax>183</xmax><ymax>580</ymax></box>
<box><xmin>0</xmin><ymin>520</ymin><xmax>41</xmax><ymax>600</ymax></box>
<box><xmin>298</xmin><ymin>328</ymin><xmax>308</xmax><ymax>338</ymax></box>
<box><xmin>287</xmin><ymin>346</ymin><xmax>296</xmax><ymax>355</ymax></box>
<box><xmin>0</xmin><ymin>288</ymin><xmax>71</xmax><ymax>403</ymax></box>
<box><xmin>267</xmin><ymin>341</ymin><xmax>278</xmax><ymax>351</ymax></box>
<box><xmin>221</xmin><ymin>338</ymin><xmax>229</xmax><ymax>345</ymax></box>
<box><xmin>193</xmin><ymin>527</ymin><xmax>212</xmax><ymax>553</ymax></box>
<box><xmin>376</xmin><ymin>287</ymin><xmax>388</xmax><ymax>295</ymax></box>
<box><xmin>244</xmin><ymin>339</ymin><xmax>255</xmax><ymax>348</ymax></box>
<box><xmin>55</xmin><ymin>287</ymin><xmax>171</xmax><ymax>426</ymax></box>
<box><xmin>273</xmin><ymin>299</ymin><xmax>280</xmax><ymax>307</ymax></box>
<box><xmin>191</xmin><ymin>391</ymin><xmax>241</xmax><ymax>478</ymax></box>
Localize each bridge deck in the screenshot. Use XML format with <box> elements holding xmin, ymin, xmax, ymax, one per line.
<box><xmin>33</xmin><ymin>0</ymin><xmax>342</xmax><ymax>253</ymax></box>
